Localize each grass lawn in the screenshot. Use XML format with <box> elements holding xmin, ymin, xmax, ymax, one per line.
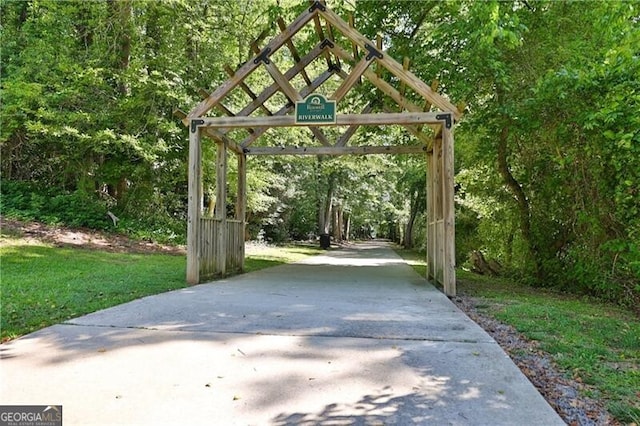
<box><xmin>395</xmin><ymin>247</ymin><xmax>640</xmax><ymax>424</ymax></box>
<box><xmin>0</xmin><ymin>237</ymin><xmax>322</xmax><ymax>341</ymax></box>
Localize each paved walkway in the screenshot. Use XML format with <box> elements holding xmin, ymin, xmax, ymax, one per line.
<box><xmin>1</xmin><ymin>241</ymin><xmax>563</xmax><ymax>425</ymax></box>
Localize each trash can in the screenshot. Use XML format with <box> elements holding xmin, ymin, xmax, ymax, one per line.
<box><xmin>319</xmin><ymin>233</ymin><xmax>330</xmax><ymax>249</ymax></box>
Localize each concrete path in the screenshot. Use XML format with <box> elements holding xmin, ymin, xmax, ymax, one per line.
<box><xmin>1</xmin><ymin>241</ymin><xmax>563</xmax><ymax>425</ymax></box>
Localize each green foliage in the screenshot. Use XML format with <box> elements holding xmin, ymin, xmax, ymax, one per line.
<box><xmin>1</xmin><ymin>0</ymin><xmax>638</xmax><ymax>306</ymax></box>
<box><xmin>1</xmin><ymin>180</ymin><xmax>111</xmax><ymax>229</ymax></box>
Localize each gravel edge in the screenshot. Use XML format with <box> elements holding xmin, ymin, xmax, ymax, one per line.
<box><xmin>451</xmin><ymin>294</ymin><xmax>618</xmax><ymax>426</ymax></box>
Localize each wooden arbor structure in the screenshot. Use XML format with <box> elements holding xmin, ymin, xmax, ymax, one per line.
<box><xmin>181</xmin><ymin>1</ymin><xmax>462</xmax><ymax>296</ymax></box>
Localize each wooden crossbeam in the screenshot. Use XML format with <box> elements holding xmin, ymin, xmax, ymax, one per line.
<box><xmin>232</xmin><ymin>42</ymin><xmax>326</xmax><ymax>123</ymax></box>
<box><xmin>382</xmin><ymin>106</ymin><xmax>433</xmax><ymax>149</ymax></box>
<box><xmin>312</xmin><ymin>13</ymin><xmax>332</xmax><ymax>69</ymax></box>
<box><xmin>277</xmin><ymin>17</ymin><xmax>312</xmax><ymax>86</ymax></box>
<box><xmin>199</xmin><ymin>112</ymin><xmax>448</xmax><ymax>128</ymax></box>
<box><xmin>418</xmin><ymin>79</ymin><xmax>440</xmax><ymax>131</ymax></box>
<box><xmin>245</xmin><ymin>145</ymin><xmax>428</xmax><ymax>156</ymax></box>
<box><xmin>330</xmin><ymin>55</ymin><xmax>372</xmax><ymax>102</ymax></box>
<box><xmin>215</xmin><ymin>103</ymin><xmax>235</xmax><ymax>118</ymax></box>
<box><xmin>258</xmin><ymin>57</ymin><xmax>332</xmax><ymax>147</ymax></box>
<box><xmin>347</xmin><ymin>14</ymin><xmax>361</xmax><ymax>85</ymax></box>
<box><xmin>330</xmin><ymin>44</ymin><xmax>438</xmax><ymax>132</ymax></box>
<box><xmin>223</xmin><ymin>64</ymin><xmax>272</xmax><ymax>116</ymax></box>
<box><xmin>376</xmin><ymin>34</ymin><xmax>383</xmax><ymax>77</ymax></box>
<box><xmin>319</xmin><ymin>7</ymin><xmax>461</xmax><ymax>119</ymax></box>
<box><xmin>324</xmin><ymin>17</ymin><xmax>341</xmax><ymax>69</ymax></box>
<box><xmin>423</xmin><ymin>79</ymin><xmax>439</xmax><ymax>112</ymax></box>
<box><xmin>335</xmin><ymin>103</ymin><xmax>373</xmax><ymax>147</ymax></box>
<box><xmin>348</xmin><ymin>14</ymin><xmax>359</xmax><ymax>60</ymax></box>
<box><xmin>202</xmin><ymin>128</ymin><xmax>245</xmax><ymax>155</ymax></box>
<box><xmin>400</xmin><ymin>57</ymin><xmax>410</xmax><ymax>96</ymax></box>
<box><xmin>262</xmin><ymin>60</ymin><xmax>302</xmax><ymax>103</ymax></box>
<box><xmin>199</xmin><ymin>87</ymin><xmax>253</xmax><ymax>133</ymax></box>
<box><xmin>173</xmin><ymin>108</ymin><xmax>187</xmax><ymax>120</ymax></box>
<box><xmin>185</xmin><ymin>5</ymin><xmax>318</xmax><ymax>122</ymax></box>
<box><xmin>240</xmin><ymin>69</ymin><xmax>335</xmax><ymax>147</ymax></box>
<box><xmin>309</xmin><ymin>127</ymin><xmax>331</xmax><ymax>147</ymax></box>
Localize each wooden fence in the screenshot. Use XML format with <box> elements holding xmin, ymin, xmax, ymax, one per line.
<box><xmin>199</xmin><ymin>218</ymin><xmax>244</xmax><ymax>280</ymax></box>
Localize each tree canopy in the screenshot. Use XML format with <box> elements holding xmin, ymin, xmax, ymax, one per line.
<box><xmin>1</xmin><ymin>0</ymin><xmax>638</xmax><ymax>306</ymax></box>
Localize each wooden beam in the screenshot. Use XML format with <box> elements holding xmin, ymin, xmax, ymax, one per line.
<box><xmin>419</xmin><ymin>79</ymin><xmax>440</xmax><ymax>131</ymax></box>
<box><xmin>277</xmin><ymin>17</ymin><xmax>312</xmax><ymax>86</ymax></box>
<box><xmin>245</xmin><ymin>145</ymin><xmax>428</xmax><ymax>156</ymax></box>
<box><xmin>382</xmin><ymin>106</ymin><xmax>433</xmax><ymax>148</ymax></box>
<box><xmin>186</xmin><ymin>124</ymin><xmax>201</xmax><ymax>284</ymax></box>
<box><xmin>236</xmin><ymin>153</ymin><xmax>246</xmax><ymax>222</ymax></box>
<box><xmin>232</xmin><ymin>42</ymin><xmax>326</xmax><ymax>123</ymax></box>
<box><xmin>262</xmin><ymin>60</ymin><xmax>303</xmax><ymax>103</ymax></box>
<box><xmin>173</xmin><ymin>109</ymin><xmax>187</xmax><ymax>120</ymax></box>
<box><xmin>260</xmin><ymin>60</ymin><xmax>336</xmax><ymax>147</ymax></box>
<box><xmin>376</xmin><ymin>34</ymin><xmax>383</xmax><ymax>77</ymax></box>
<box><xmin>347</xmin><ymin>14</ymin><xmax>361</xmax><ymax>85</ymax></box>
<box><xmin>185</xmin><ymin>5</ymin><xmax>318</xmax><ymax>122</ymax></box>
<box><xmin>330</xmin><ymin>55</ymin><xmax>372</xmax><ymax>102</ymax></box>
<box><xmin>348</xmin><ymin>14</ymin><xmax>359</xmax><ymax>60</ymax></box>
<box><xmin>200</xmin><ymin>112</ymin><xmax>448</xmax><ymax>128</ymax></box>
<box><xmin>309</xmin><ymin>127</ymin><xmax>331</xmax><ymax>146</ymax></box>
<box><xmin>324</xmin><ymin>17</ymin><xmax>340</xmax><ymax>69</ymax></box>
<box><xmin>248</xmin><ymin>28</ymin><xmax>270</xmax><ymax>60</ymax></box>
<box><xmin>335</xmin><ymin>103</ymin><xmax>373</xmax><ymax>147</ymax></box>
<box><xmin>215</xmin><ymin>103</ymin><xmax>235</xmax><ymax>118</ymax></box>
<box><xmin>215</xmin><ymin>140</ymin><xmax>227</xmax><ymax>276</ymax></box>
<box><xmin>319</xmin><ymin>7</ymin><xmax>461</xmax><ymax>119</ymax></box>
<box><xmin>240</xmin><ymin>69</ymin><xmax>335</xmax><ymax>147</ymax></box>
<box><xmin>223</xmin><ymin>64</ymin><xmax>272</xmax><ymax>116</ymax></box>
<box><xmin>236</xmin><ymin>152</ymin><xmax>246</xmax><ymax>271</ymax></box>
<box><xmin>400</xmin><ymin>57</ymin><xmax>410</xmax><ymax>96</ymax></box>
<box><xmin>442</xmin><ymin>126</ymin><xmax>456</xmax><ymax>296</ymax></box>
<box><xmin>312</xmin><ymin>12</ymin><xmax>332</xmax><ymax>69</ymax></box>
<box><xmin>423</xmin><ymin>79</ymin><xmax>439</xmax><ymax>111</ymax></box>
<box><xmin>331</xmin><ymin>44</ymin><xmax>439</xmax><ymax>130</ymax></box>
<box><xmin>202</xmin><ymin>128</ymin><xmax>245</xmax><ymax>155</ymax></box>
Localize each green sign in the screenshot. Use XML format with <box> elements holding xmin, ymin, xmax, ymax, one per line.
<box><xmin>295</xmin><ymin>94</ymin><xmax>336</xmax><ymax>124</ymax></box>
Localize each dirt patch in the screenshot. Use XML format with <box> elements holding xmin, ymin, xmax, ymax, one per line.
<box><xmin>0</xmin><ymin>217</ymin><xmax>185</xmax><ymax>255</ymax></box>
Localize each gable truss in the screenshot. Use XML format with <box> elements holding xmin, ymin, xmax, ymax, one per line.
<box><xmin>181</xmin><ymin>0</ymin><xmax>461</xmax><ymax>156</ymax></box>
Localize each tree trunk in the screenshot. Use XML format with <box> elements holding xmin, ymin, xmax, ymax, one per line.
<box><xmin>344</xmin><ymin>212</ymin><xmax>351</xmax><ymax>241</ymax></box>
<box><xmin>319</xmin><ymin>172</ymin><xmax>334</xmax><ymax>236</ymax></box>
<box><xmin>404</xmin><ymin>207</ymin><xmax>418</xmax><ymax>249</ymax></box>
<box><xmin>332</xmin><ymin>205</ymin><xmax>339</xmax><ymax>241</ymax></box>
<box><xmin>497</xmin><ymin>125</ymin><xmax>542</xmax><ymax>277</ymax></box>
<box><xmin>108</xmin><ymin>0</ymin><xmax>132</xmax><ymax>96</ymax></box>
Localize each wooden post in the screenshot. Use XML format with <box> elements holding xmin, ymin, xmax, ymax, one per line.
<box><xmin>442</xmin><ymin>125</ymin><xmax>456</xmax><ymax>296</ymax></box>
<box><xmin>187</xmin><ymin>122</ymin><xmax>202</xmax><ymax>284</ymax></box>
<box><xmin>216</xmin><ymin>140</ymin><xmax>228</xmax><ymax>275</ymax></box>
<box><xmin>426</xmin><ymin>150</ymin><xmax>435</xmax><ymax>281</ymax></box>
<box><xmin>236</xmin><ymin>153</ymin><xmax>247</xmax><ymax>271</ymax></box>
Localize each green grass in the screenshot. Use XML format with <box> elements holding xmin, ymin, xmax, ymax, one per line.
<box><xmin>0</xmin><ymin>238</ymin><xmax>323</xmax><ymax>341</ymax></box>
<box><xmin>395</xmin><ymin>247</ymin><xmax>640</xmax><ymax>425</ymax></box>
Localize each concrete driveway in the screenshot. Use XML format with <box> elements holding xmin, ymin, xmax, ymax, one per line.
<box><xmin>0</xmin><ymin>241</ymin><xmax>563</xmax><ymax>425</ymax></box>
